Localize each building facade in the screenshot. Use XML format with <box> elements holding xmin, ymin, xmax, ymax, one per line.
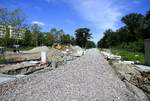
<box><xmin>0</xmin><ymin>25</ymin><xmax>23</xmax><ymax>39</ymax></box>
<box><xmin>0</xmin><ymin>25</ymin><xmax>6</xmax><ymax>38</ymax></box>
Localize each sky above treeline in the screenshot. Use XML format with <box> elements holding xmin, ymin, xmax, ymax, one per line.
<box><xmin>0</xmin><ymin>0</ymin><xmax>150</xmax><ymax>42</ymax></box>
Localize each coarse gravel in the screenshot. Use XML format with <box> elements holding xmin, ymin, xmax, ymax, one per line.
<box><xmin>0</xmin><ymin>48</ymin><xmax>139</xmax><ymax>101</ymax></box>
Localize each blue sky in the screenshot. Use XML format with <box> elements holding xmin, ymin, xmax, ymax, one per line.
<box><xmin>0</xmin><ymin>0</ymin><xmax>150</xmax><ymax>42</ymax></box>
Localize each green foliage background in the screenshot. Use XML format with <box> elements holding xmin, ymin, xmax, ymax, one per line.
<box><xmin>97</xmin><ymin>10</ymin><xmax>150</xmax><ymax>53</ymax></box>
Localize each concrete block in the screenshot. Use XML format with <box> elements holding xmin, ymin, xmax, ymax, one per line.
<box><xmin>145</xmin><ymin>39</ymin><xmax>150</xmax><ymax>65</ymax></box>
<box><xmin>41</xmin><ymin>51</ymin><xmax>47</xmax><ymax>63</ymax></box>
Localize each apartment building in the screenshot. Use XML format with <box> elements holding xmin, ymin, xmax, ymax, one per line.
<box><xmin>0</xmin><ymin>25</ymin><xmax>5</xmax><ymax>38</ymax></box>
<box><xmin>0</xmin><ymin>25</ymin><xmax>23</xmax><ymax>39</ymax></box>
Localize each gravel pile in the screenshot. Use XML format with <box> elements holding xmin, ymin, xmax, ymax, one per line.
<box><xmin>24</xmin><ymin>46</ymin><xmax>49</xmax><ymax>53</ymax></box>
<box><xmin>0</xmin><ymin>49</ymin><xmax>139</xmax><ymax>101</ymax></box>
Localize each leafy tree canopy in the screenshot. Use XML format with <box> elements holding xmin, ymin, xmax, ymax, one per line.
<box><xmin>75</xmin><ymin>28</ymin><xmax>92</xmax><ymax>48</ymax></box>
<box><xmin>97</xmin><ymin>9</ymin><xmax>150</xmax><ymax>53</ymax></box>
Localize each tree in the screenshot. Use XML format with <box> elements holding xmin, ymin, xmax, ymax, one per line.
<box><xmin>23</xmin><ymin>29</ymin><xmax>32</xmax><ymax>46</ymax></box>
<box><xmin>75</xmin><ymin>28</ymin><xmax>92</xmax><ymax>48</ymax></box>
<box><xmin>116</xmin><ymin>27</ymin><xmax>131</xmax><ymax>43</ymax></box>
<box><xmin>0</xmin><ymin>8</ymin><xmax>9</xmax><ymax>25</ymax></box>
<box><xmin>97</xmin><ymin>29</ymin><xmax>115</xmax><ymax>48</ymax></box>
<box><xmin>121</xmin><ymin>13</ymin><xmax>145</xmax><ymax>40</ymax></box>
<box><xmin>86</xmin><ymin>41</ymin><xmax>96</xmax><ymax>49</ymax></box>
<box><xmin>38</xmin><ymin>32</ymin><xmax>44</xmax><ymax>46</ymax></box>
<box><xmin>50</xmin><ymin>28</ymin><xmax>57</xmax><ymax>35</ymax></box>
<box><xmin>44</xmin><ymin>32</ymin><xmax>55</xmax><ymax>46</ymax></box>
<box><xmin>0</xmin><ymin>8</ymin><xmax>12</xmax><ymax>47</ymax></box>
<box><xmin>61</xmin><ymin>34</ymin><xmax>71</xmax><ymax>44</ymax></box>
<box><xmin>31</xmin><ymin>24</ymin><xmax>41</xmax><ymax>46</ymax></box>
<box><xmin>50</xmin><ymin>28</ymin><xmax>64</xmax><ymax>43</ymax></box>
<box><xmin>0</xmin><ymin>8</ymin><xmax>26</xmax><ymax>47</ymax></box>
<box><xmin>70</xmin><ymin>36</ymin><xmax>76</xmax><ymax>45</ymax></box>
<box><xmin>143</xmin><ymin>10</ymin><xmax>150</xmax><ymax>39</ymax></box>
<box><xmin>10</xmin><ymin>8</ymin><xmax>26</xmax><ymax>29</ymax></box>
<box><xmin>145</xmin><ymin>10</ymin><xmax>150</xmax><ymax>21</ymax></box>
<box><xmin>97</xmin><ymin>11</ymin><xmax>149</xmax><ymax>53</ymax></box>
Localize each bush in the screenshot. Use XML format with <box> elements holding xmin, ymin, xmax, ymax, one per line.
<box><xmin>112</xmin><ymin>48</ymin><xmax>144</xmax><ymax>64</ymax></box>
<box><xmin>86</xmin><ymin>41</ymin><xmax>96</xmax><ymax>49</ymax></box>
<box><xmin>120</xmin><ymin>39</ymin><xmax>144</xmax><ymax>53</ymax></box>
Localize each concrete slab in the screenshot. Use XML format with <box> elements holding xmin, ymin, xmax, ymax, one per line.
<box><xmin>145</xmin><ymin>39</ymin><xmax>150</xmax><ymax>65</ymax></box>
<box><xmin>135</xmin><ymin>65</ymin><xmax>150</xmax><ymax>73</ymax></box>
<box><xmin>0</xmin><ymin>74</ymin><xmax>16</xmax><ymax>84</ymax></box>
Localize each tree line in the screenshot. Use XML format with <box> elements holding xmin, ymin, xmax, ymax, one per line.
<box><xmin>0</xmin><ymin>7</ymin><xmax>96</xmax><ymax>49</ymax></box>
<box><xmin>97</xmin><ymin>10</ymin><xmax>150</xmax><ymax>53</ymax></box>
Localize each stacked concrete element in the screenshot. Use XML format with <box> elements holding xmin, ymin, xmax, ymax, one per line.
<box><xmin>41</xmin><ymin>51</ymin><xmax>47</xmax><ymax>63</ymax></box>
<box><xmin>145</xmin><ymin>39</ymin><xmax>150</xmax><ymax>66</ymax></box>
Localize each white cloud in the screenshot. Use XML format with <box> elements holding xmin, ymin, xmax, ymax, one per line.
<box><xmin>64</xmin><ymin>0</ymin><xmax>122</xmax><ymax>30</ymax></box>
<box><xmin>32</xmin><ymin>21</ymin><xmax>45</xmax><ymax>26</ymax></box>
<box><xmin>133</xmin><ymin>0</ymin><xmax>140</xmax><ymax>4</ymax></box>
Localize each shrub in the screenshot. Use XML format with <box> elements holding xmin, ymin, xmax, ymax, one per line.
<box><xmin>86</xmin><ymin>41</ymin><xmax>96</xmax><ymax>49</ymax></box>
<box><xmin>112</xmin><ymin>48</ymin><xmax>144</xmax><ymax>64</ymax></box>
<box><xmin>119</xmin><ymin>39</ymin><xmax>144</xmax><ymax>53</ymax></box>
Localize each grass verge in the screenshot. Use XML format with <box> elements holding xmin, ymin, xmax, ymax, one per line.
<box><xmin>111</xmin><ymin>48</ymin><xmax>144</xmax><ymax>64</ymax></box>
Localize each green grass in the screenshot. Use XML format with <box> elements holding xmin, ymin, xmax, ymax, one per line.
<box><xmin>111</xmin><ymin>48</ymin><xmax>144</xmax><ymax>64</ymax></box>
<box><xmin>0</xmin><ymin>55</ymin><xmax>5</xmax><ymax>64</ymax></box>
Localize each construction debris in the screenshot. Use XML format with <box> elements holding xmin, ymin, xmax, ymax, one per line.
<box><xmin>135</xmin><ymin>65</ymin><xmax>150</xmax><ymax>73</ymax></box>
<box><xmin>101</xmin><ymin>51</ymin><xmax>121</xmax><ymax>60</ymax></box>
<box><xmin>0</xmin><ymin>45</ymin><xmax>85</xmax><ymax>84</ymax></box>
<box><xmin>70</xmin><ymin>46</ymin><xmax>84</xmax><ymax>57</ymax></box>
<box><xmin>24</xmin><ymin>46</ymin><xmax>49</xmax><ymax>53</ymax></box>
<box><xmin>102</xmin><ymin>49</ymin><xmax>150</xmax><ymax>100</ymax></box>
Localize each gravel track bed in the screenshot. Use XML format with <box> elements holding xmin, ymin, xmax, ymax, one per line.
<box><xmin>0</xmin><ymin>48</ymin><xmax>138</xmax><ymax>101</ymax></box>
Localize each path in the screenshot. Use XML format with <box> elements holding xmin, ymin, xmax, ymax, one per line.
<box><xmin>0</xmin><ymin>49</ymin><xmax>137</xmax><ymax>101</ymax></box>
